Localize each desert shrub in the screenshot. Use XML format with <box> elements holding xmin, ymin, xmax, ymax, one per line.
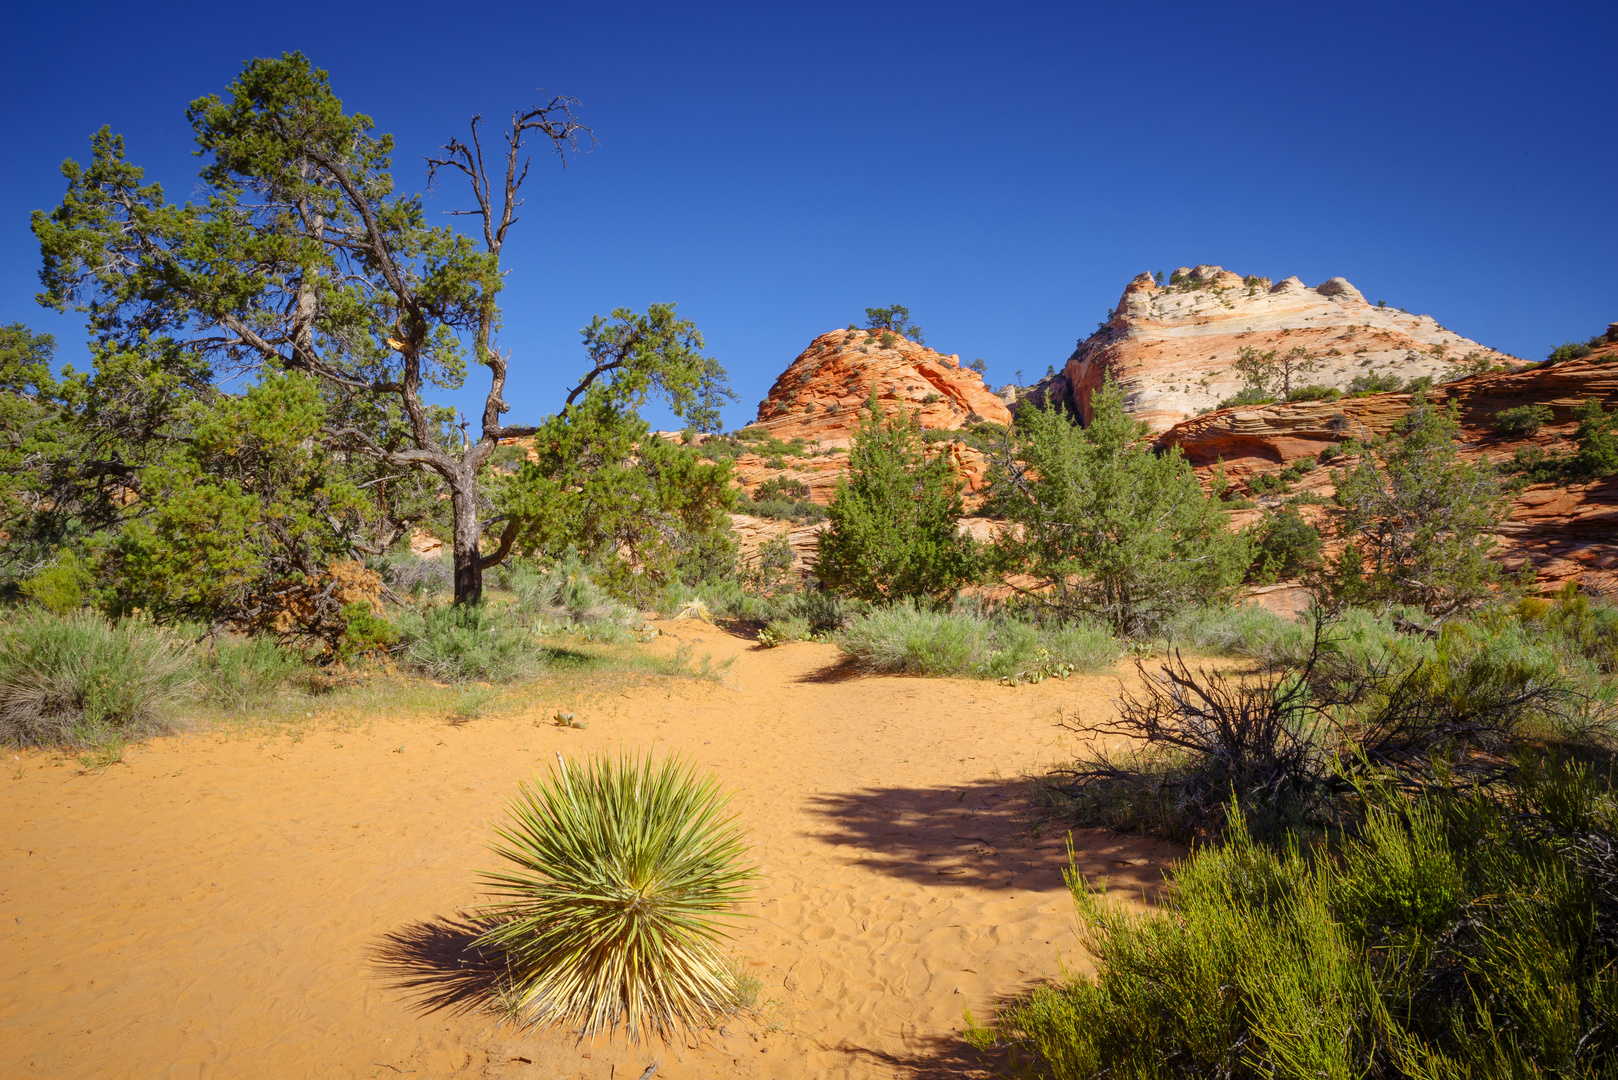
<box><xmin>1214</xmin><ymin>386</ymin><xmax>1277</xmax><ymax>410</ymax></box>
<box><xmin>504</xmin><ymin>553</ymin><xmax>632</xmax><ymax>628</ymax></box>
<box><xmin>1246</xmin><ymin>504</ymin><xmax>1323</xmax><ymax>583</ymax></box>
<box><xmin>757</xmin><ymin>614</ymin><xmax>813</xmax><ymax>647</ymax></box>
<box><xmin>380</xmin><ymin>552</ymin><xmax>453</xmax><ymax>597</ymax></box>
<box><xmin>1003</xmin><ymin>761</ymin><xmax>1618</xmax><ymax>1078</ymax></box>
<box><xmin>1547</xmin><ymin>339</ymin><xmax>1596</xmax><ymax>364</ymax></box>
<box><xmin>1246</xmin><ymin>471</ymin><xmax>1291</xmax><ymax>496</ymax></box>
<box><xmin>816</xmin><ymin>399</ymin><xmax>978</xmax><ymax>604</ymax></box>
<box><xmin>1572</xmin><ymin>396</ymin><xmax>1618</xmax><ymax>477</ymax></box>
<box><xmin>1347</xmin><ymin>369</ymin><xmax>1403</xmax><ymax>395</ymax></box>
<box><xmin>741</xmin><ymin>493</ymin><xmax>826</xmax><ymax>524</ymax></box>
<box><xmin>838</xmin><ymin>603</ymin><xmax>1118</xmax><ymax>679</ymax></box>
<box><xmin>1491</xmin><ymin>402</ymin><xmax>1554</xmax><ymax>435</ymax></box>
<box><xmin>780</xmin><ymin>589</ymin><xmax>858</xmax><ymax>634</ymax></box>
<box><xmin>0</xmin><ymin>611</ymin><xmax>192</xmax><ymax>746</ymax></box>
<box><xmin>198</xmin><ymin>635</ymin><xmax>300</xmax><ymax>712</ymax></box>
<box><xmin>655</xmin><ymin>579</ymin><xmax>775</xmax><ymax>623</ymax></box>
<box><xmin>396</xmin><ymin>604</ymin><xmax>535</xmax><ymax>683</ymax></box>
<box><xmin>1048</xmin><ymin>612</ymin><xmax>1591</xmax><ymax>843</ymax></box>
<box><xmin>475</xmin><ymin>753</ymin><xmax>756</xmax><ymax>1038</ymax></box>
<box><xmin>1330</xmin><ymin>393</ymin><xmax>1510</xmax><ymax>616</ymax></box>
<box><xmin>17</xmin><ymin>550</ymin><xmax>94</xmax><ymax>615</ymax></box>
<box><xmin>1162</xmin><ymin>603</ymin><xmax>1311</xmax><ymax>661</ymax></box>
<box><xmin>1285</xmin><ymin>384</ymin><xmax>1341</xmax><ymax>403</ymax></box>
<box><xmin>990</xmin><ymin>379</ymin><xmax>1250</xmax><ymax>636</ymax></box>
<box><xmin>754</xmin><ymin>476</ymin><xmax>809</xmax><ymax>501</ymax></box>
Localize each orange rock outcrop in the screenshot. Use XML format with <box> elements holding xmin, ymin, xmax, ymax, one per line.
<box><xmin>1158</xmin><ymin>348</ymin><xmax>1618</xmax><ymax>595</ymax></box>
<box><xmin>1062</xmin><ymin>266</ymin><xmax>1518</xmax><ymax>433</ymax></box>
<box><xmin>752</xmin><ymin>329</ymin><xmax>1012</xmax><ymax>445</ymax></box>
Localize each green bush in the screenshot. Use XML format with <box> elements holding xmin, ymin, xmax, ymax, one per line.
<box><xmin>1547</xmin><ymin>339</ymin><xmax>1596</xmax><ymax>364</ymax></box>
<box><xmin>1214</xmin><ymin>386</ymin><xmax>1277</xmax><ymax>410</ymax></box>
<box><xmin>838</xmin><ymin>603</ymin><xmax>1119</xmax><ymax>679</ymax></box>
<box><xmin>1347</xmin><ymin>369</ymin><xmax>1403</xmax><ymax>395</ymax></box>
<box><xmin>475</xmin><ymin>753</ymin><xmax>756</xmax><ymax>1038</ymax></box>
<box><xmin>1003</xmin><ymin>762</ymin><xmax>1618</xmax><ymax>1078</ymax></box>
<box><xmin>1285</xmin><ymin>384</ymin><xmax>1342</xmax><ymax>403</ymax></box>
<box><xmin>396</xmin><ymin>604</ymin><xmax>536</xmax><ymax>683</ymax></box>
<box><xmin>991</xmin><ymin>379</ymin><xmax>1250</xmax><ymax>636</ymax></box>
<box><xmin>0</xmin><ymin>611</ymin><xmax>193</xmax><ymax>746</ymax></box>
<box><xmin>1330</xmin><ymin>393</ymin><xmax>1510</xmax><ymax>616</ymax></box>
<box><xmin>199</xmin><ymin>635</ymin><xmax>300</xmax><ymax>712</ymax></box>
<box><xmin>1491</xmin><ymin>403</ymin><xmax>1554</xmax><ymax>435</ymax></box>
<box><xmin>815</xmin><ymin>399</ymin><xmax>978</xmax><ymax>604</ymax></box>
<box><xmin>1246</xmin><ymin>504</ymin><xmax>1323</xmax><ymax>583</ymax></box>
<box><xmin>505</xmin><ymin>553</ymin><xmax>632</xmax><ymax>628</ymax></box>
<box><xmin>18</xmin><ymin>550</ymin><xmax>93</xmax><ymax>615</ymax></box>
<box><xmin>1573</xmin><ymin>396</ymin><xmax>1618</xmax><ymax>477</ymax></box>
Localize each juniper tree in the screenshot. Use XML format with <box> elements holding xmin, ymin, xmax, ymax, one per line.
<box><xmin>1329</xmin><ymin>392</ymin><xmax>1510</xmax><ymax>616</ymax></box>
<box><xmin>32</xmin><ymin>52</ymin><xmax>729</xmax><ymax>605</ymax></box>
<box><xmin>815</xmin><ymin>397</ymin><xmax>976</xmax><ymax>603</ymax></box>
<box><xmin>989</xmin><ymin>378</ymin><xmax>1249</xmax><ymax>636</ymax></box>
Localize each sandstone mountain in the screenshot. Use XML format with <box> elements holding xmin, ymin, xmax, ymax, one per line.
<box><xmin>1050</xmin><ymin>265</ymin><xmax>1518</xmax><ymax>433</ymax></box>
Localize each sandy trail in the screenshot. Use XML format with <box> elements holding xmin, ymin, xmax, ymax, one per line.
<box><xmin>1</xmin><ymin>625</ymin><xmax>1177</xmax><ymax>1079</ymax></box>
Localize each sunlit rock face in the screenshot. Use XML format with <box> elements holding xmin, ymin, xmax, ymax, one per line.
<box><xmin>1062</xmin><ymin>266</ymin><xmax>1517</xmax><ymax>433</ymax></box>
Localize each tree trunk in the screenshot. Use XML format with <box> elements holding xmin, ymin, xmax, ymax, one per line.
<box><xmin>449</xmin><ymin>473</ymin><xmax>484</xmax><ymax>605</ymax></box>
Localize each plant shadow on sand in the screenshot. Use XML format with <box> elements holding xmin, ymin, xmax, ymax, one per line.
<box><xmin>840</xmin><ymin>1029</ymin><xmax>1024</xmax><ymax>1080</ymax></box>
<box><xmin>806</xmin><ymin>777</ymin><xmax>1179</xmax><ymax>896</ymax></box>
<box><xmin>372</xmin><ymin>915</ymin><xmax>508</xmax><ymax>1016</ymax></box>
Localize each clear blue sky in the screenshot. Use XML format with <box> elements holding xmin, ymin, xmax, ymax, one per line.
<box><xmin>2</xmin><ymin>0</ymin><xmax>1613</xmax><ymax>431</ymax></box>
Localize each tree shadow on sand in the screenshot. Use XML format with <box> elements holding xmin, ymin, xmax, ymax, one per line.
<box><xmin>371</xmin><ymin>915</ymin><xmax>509</xmax><ymax>1016</ymax></box>
<box><xmin>806</xmin><ymin>777</ymin><xmax>1180</xmax><ymax>898</ymax></box>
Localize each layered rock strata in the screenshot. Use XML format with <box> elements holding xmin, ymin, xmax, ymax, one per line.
<box><xmin>1159</xmin><ymin>349</ymin><xmax>1618</xmax><ymax>595</ymax></box>
<box><xmin>752</xmin><ymin>329</ymin><xmax>1012</xmax><ymax>445</ymax></box>
<box><xmin>1060</xmin><ymin>266</ymin><xmax>1518</xmax><ymax>432</ymax></box>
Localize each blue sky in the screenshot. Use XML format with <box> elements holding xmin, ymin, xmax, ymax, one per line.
<box><xmin>2</xmin><ymin>0</ymin><xmax>1613</xmax><ymax>431</ymax></box>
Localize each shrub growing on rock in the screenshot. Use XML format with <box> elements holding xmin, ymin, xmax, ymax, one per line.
<box><xmin>476</xmin><ymin>753</ymin><xmax>755</xmax><ymax>1038</ymax></box>
<box><xmin>1491</xmin><ymin>403</ymin><xmax>1554</xmax><ymax>436</ymax></box>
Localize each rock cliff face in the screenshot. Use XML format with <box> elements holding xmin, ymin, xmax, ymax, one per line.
<box><xmin>752</xmin><ymin>329</ymin><xmax>1012</xmax><ymax>445</ymax></box>
<box><xmin>1158</xmin><ymin>349</ymin><xmax>1618</xmax><ymax>595</ymax></box>
<box><xmin>1061</xmin><ymin>266</ymin><xmax>1518</xmax><ymax>433</ymax></box>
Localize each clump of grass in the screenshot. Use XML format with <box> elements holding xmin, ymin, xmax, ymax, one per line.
<box><xmin>396</xmin><ymin>604</ymin><xmax>537</xmax><ymax>683</ymax></box>
<box><xmin>453</xmin><ymin>686</ymin><xmax>498</xmax><ymax>719</ymax></box>
<box><xmin>198</xmin><ymin>635</ymin><xmax>300</xmax><ymax>713</ymax></box>
<box><xmin>504</xmin><ymin>553</ymin><xmax>633</xmax><ymax>629</ymax></box>
<box><xmin>475</xmin><ymin>753</ymin><xmax>757</xmax><ymax>1039</ymax></box>
<box><xmin>837</xmin><ymin>602</ymin><xmax>1119</xmax><ymax>679</ymax></box>
<box><xmin>0</xmin><ymin>611</ymin><xmax>194</xmax><ymax>747</ymax></box>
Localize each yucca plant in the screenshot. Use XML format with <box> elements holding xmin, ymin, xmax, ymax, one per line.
<box><xmin>475</xmin><ymin>753</ymin><xmax>756</xmax><ymax>1039</ymax></box>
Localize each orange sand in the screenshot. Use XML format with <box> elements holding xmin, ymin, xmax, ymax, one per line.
<box><xmin>1</xmin><ymin>625</ymin><xmax>1177</xmax><ymax>1079</ymax></box>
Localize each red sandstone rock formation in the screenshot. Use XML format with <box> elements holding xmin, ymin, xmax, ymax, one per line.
<box><xmin>1158</xmin><ymin>347</ymin><xmax>1618</xmax><ymax>596</ymax></box>
<box><xmin>752</xmin><ymin>329</ymin><xmax>1012</xmax><ymax>445</ymax></box>
<box><xmin>1063</xmin><ymin>266</ymin><xmax>1517</xmax><ymax>433</ymax></box>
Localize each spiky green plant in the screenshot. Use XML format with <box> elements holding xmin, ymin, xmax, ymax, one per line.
<box><xmin>475</xmin><ymin>753</ymin><xmax>756</xmax><ymax>1039</ymax></box>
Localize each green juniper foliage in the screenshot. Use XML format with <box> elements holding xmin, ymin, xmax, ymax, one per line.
<box><xmin>30</xmin><ymin>53</ymin><xmax>730</xmax><ymax>608</ymax></box>
<box><xmin>990</xmin><ymin>378</ymin><xmax>1249</xmax><ymax>636</ymax></box>
<box><xmin>814</xmin><ymin>396</ymin><xmax>978</xmax><ymax>604</ymax></box>
<box><xmin>498</xmin><ymin>393</ymin><xmax>737</xmax><ymax>604</ymax></box>
<box><xmin>1329</xmin><ymin>392</ymin><xmax>1510</xmax><ymax>616</ymax></box>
